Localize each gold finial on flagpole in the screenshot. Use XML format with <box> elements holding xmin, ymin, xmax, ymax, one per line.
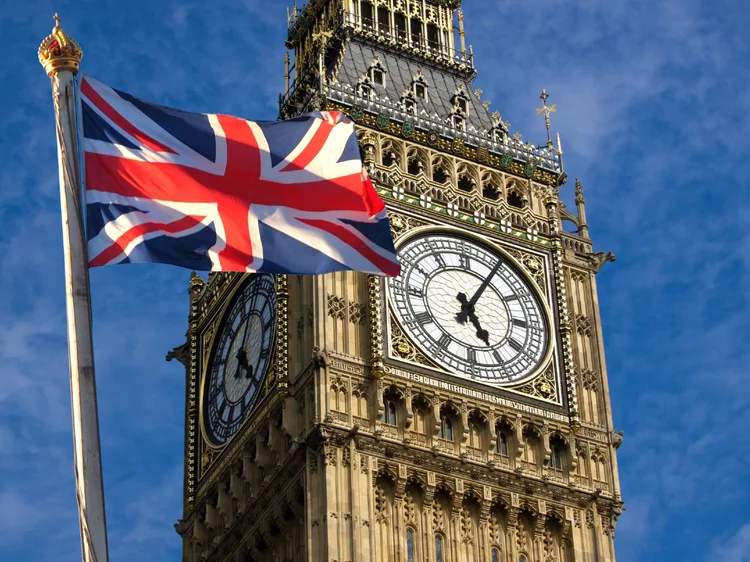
<box><xmin>38</xmin><ymin>13</ymin><xmax>83</xmax><ymax>76</ymax></box>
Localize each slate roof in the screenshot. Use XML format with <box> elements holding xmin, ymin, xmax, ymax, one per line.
<box><xmin>329</xmin><ymin>41</ymin><xmax>496</xmax><ymax>137</ymax></box>
<box><xmin>326</xmin><ymin>40</ymin><xmax>562</xmax><ymax>174</ymax></box>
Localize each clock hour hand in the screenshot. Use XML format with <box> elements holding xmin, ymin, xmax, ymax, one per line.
<box><xmin>468</xmin><ymin>311</ymin><xmax>490</xmax><ymax>346</ymax></box>
<box><xmin>234</xmin><ymin>348</ymin><xmax>254</xmax><ymax>379</ymax></box>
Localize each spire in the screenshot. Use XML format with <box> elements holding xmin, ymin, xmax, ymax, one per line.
<box><xmin>38</xmin><ymin>14</ymin><xmax>83</xmax><ymax>76</ymax></box>
<box><xmin>575</xmin><ymin>179</ymin><xmax>589</xmax><ymax>239</ymax></box>
<box><xmin>536</xmin><ymin>89</ymin><xmax>556</xmax><ymax>149</ymax></box>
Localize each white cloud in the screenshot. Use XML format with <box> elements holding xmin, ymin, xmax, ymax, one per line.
<box><xmin>709</xmin><ymin>524</ymin><xmax>750</xmax><ymax>562</ymax></box>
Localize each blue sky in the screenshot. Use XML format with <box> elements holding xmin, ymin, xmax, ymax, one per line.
<box><xmin>1</xmin><ymin>0</ymin><xmax>748</xmax><ymax>560</ymax></box>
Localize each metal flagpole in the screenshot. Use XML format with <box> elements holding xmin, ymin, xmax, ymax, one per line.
<box><xmin>38</xmin><ymin>15</ymin><xmax>110</xmax><ymax>562</ymax></box>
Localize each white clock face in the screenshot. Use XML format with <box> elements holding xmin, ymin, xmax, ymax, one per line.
<box><xmin>203</xmin><ymin>274</ymin><xmax>276</xmax><ymax>445</ymax></box>
<box><xmin>388</xmin><ymin>233</ymin><xmax>549</xmax><ymax>384</ymax></box>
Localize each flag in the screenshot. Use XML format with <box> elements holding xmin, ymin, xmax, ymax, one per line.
<box><xmin>79</xmin><ymin>75</ymin><xmax>400</xmax><ymax>276</ymax></box>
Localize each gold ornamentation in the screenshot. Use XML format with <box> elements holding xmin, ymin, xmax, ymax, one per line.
<box><xmin>38</xmin><ymin>14</ymin><xmax>83</xmax><ymax>76</ymax></box>
<box><xmin>275</xmin><ymin>274</ymin><xmax>289</xmax><ymax>396</ymax></box>
<box><xmin>510</xmin><ymin>363</ymin><xmax>558</xmax><ymax>402</ymax></box>
<box><xmin>389</xmin><ymin>313</ymin><xmax>440</xmax><ymax>369</ymax></box>
<box><xmin>368</xmin><ymin>275</ymin><xmax>386</xmax><ymax>378</ymax></box>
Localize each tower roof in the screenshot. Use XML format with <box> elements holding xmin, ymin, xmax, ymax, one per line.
<box><xmin>331</xmin><ymin>42</ymin><xmax>495</xmax><ymax>134</ymax></box>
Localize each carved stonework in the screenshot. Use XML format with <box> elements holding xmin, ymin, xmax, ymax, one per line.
<box><xmin>349</xmin><ymin>302</ymin><xmax>367</xmax><ymax>325</ymax></box>
<box><xmin>510</xmin><ymin>362</ymin><xmax>559</xmax><ymax>402</ymax></box>
<box><xmin>327</xmin><ymin>294</ymin><xmax>347</xmax><ymax>320</ymax></box>
<box><xmin>389</xmin><ymin>313</ymin><xmax>441</xmax><ymax>369</ymax></box>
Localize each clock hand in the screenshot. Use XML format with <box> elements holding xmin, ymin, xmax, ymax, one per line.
<box><xmin>456</xmin><ymin>259</ymin><xmax>502</xmax><ymax>324</ymax></box>
<box><xmin>468</xmin><ymin>310</ymin><xmax>490</xmax><ymax>346</ymax></box>
<box><xmin>234</xmin><ymin>348</ymin><xmax>254</xmax><ymax>380</ymax></box>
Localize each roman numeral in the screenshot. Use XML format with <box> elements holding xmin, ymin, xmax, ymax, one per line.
<box><xmin>467</xmin><ymin>348</ymin><xmax>477</xmax><ymax>366</ymax></box>
<box><xmin>512</xmin><ymin>318</ymin><xmax>528</xmax><ymax>329</ymax></box>
<box><xmin>508</xmin><ymin>338</ymin><xmax>523</xmax><ymax>352</ymax></box>
<box><xmin>415</xmin><ymin>311</ymin><xmax>432</xmax><ymax>325</ymax></box>
<box><xmin>408</xmin><ymin>286</ymin><xmax>424</xmax><ymax>298</ymax></box>
<box><xmin>437</xmin><ymin>333</ymin><xmax>451</xmax><ymax>350</ymax></box>
<box><xmin>434</xmin><ymin>253</ymin><xmax>447</xmax><ymax>267</ymax></box>
<box><xmin>504</xmin><ymin>294</ymin><xmax>519</xmax><ymax>302</ymax></box>
<box><xmin>493</xmin><ymin>350</ymin><xmax>504</xmax><ymax>364</ymax></box>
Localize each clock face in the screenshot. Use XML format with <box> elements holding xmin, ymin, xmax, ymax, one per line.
<box><xmin>388</xmin><ymin>233</ymin><xmax>549</xmax><ymax>384</ymax></box>
<box><xmin>203</xmin><ymin>274</ymin><xmax>276</xmax><ymax>445</ymax></box>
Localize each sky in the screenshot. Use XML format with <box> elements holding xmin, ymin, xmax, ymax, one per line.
<box><xmin>1</xmin><ymin>0</ymin><xmax>749</xmax><ymax>560</ymax></box>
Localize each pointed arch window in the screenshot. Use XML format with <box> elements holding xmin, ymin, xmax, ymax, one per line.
<box><xmin>406</xmin><ymin>528</ymin><xmax>415</xmax><ymax>562</ymax></box>
<box><xmin>495</xmin><ymin>430</ymin><xmax>509</xmax><ymax>456</ymax></box>
<box><xmin>551</xmin><ymin>443</ymin><xmax>563</xmax><ymax>471</ymax></box>
<box><xmin>492</xmin><ymin>549</ymin><xmax>501</xmax><ymax>562</ymax></box>
<box><xmin>435</xmin><ymin>535</ymin><xmax>444</xmax><ymax>562</ymax></box>
<box><xmin>438</xmin><ymin>415</ymin><xmax>453</xmax><ymax>441</ymax></box>
<box><xmin>381</xmin><ymin>396</ymin><xmax>397</xmax><ymax>426</ymax></box>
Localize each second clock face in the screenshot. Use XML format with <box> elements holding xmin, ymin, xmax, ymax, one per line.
<box><xmin>203</xmin><ymin>274</ymin><xmax>276</xmax><ymax>446</ymax></box>
<box><xmin>388</xmin><ymin>232</ymin><xmax>549</xmax><ymax>384</ymax></box>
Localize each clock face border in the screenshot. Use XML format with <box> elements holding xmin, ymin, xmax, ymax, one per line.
<box><xmin>385</xmin><ymin>224</ymin><xmax>559</xmax><ymax>392</ymax></box>
<box><xmin>198</xmin><ymin>274</ymin><xmax>277</xmax><ymax>449</ymax></box>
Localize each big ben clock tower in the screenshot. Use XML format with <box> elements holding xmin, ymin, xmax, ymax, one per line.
<box><xmin>172</xmin><ymin>2</ymin><xmax>624</xmax><ymax>561</ymax></box>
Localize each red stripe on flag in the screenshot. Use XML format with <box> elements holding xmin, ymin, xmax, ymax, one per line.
<box><xmin>90</xmin><ymin>215</ymin><xmax>206</xmax><ymax>267</ymax></box>
<box><xmin>81</xmin><ymin>78</ymin><xmax>177</xmax><ymax>155</ymax></box>
<box><xmin>298</xmin><ymin>218</ymin><xmax>401</xmax><ymax>277</ymax></box>
<box><xmin>282</xmin><ymin>120</ymin><xmax>334</xmax><ymax>172</ymax></box>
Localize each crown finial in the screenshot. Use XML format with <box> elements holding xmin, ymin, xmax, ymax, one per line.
<box><xmin>38</xmin><ymin>13</ymin><xmax>83</xmax><ymax>77</ymax></box>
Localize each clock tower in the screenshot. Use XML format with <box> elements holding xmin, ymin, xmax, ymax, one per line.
<box><xmin>172</xmin><ymin>2</ymin><xmax>624</xmax><ymax>561</ymax></box>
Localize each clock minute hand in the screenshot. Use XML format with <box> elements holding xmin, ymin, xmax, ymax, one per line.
<box><xmin>467</xmin><ymin>259</ymin><xmax>503</xmax><ymax>308</ymax></box>
<box><xmin>456</xmin><ymin>259</ymin><xmax>503</xmax><ymax>324</ymax></box>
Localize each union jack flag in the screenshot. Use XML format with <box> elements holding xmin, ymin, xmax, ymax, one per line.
<box><xmin>79</xmin><ymin>75</ymin><xmax>400</xmax><ymax>276</ymax></box>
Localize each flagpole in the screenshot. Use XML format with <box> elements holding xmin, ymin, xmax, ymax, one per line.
<box><xmin>39</xmin><ymin>15</ymin><xmax>109</xmax><ymax>562</ymax></box>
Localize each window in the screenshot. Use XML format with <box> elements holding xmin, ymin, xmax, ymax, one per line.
<box><xmin>371</xmin><ymin>68</ymin><xmax>384</xmax><ymax>86</ymax></box>
<box><xmin>410</xmin><ymin>18</ymin><xmax>423</xmax><ymax>45</ymax></box>
<box><xmin>361</xmin><ymin>1</ymin><xmax>374</xmax><ymax>27</ymax></box>
<box><xmin>457</xmin><ymin>175</ymin><xmax>473</xmax><ymax>192</ymax></box>
<box><xmin>415</xmin><ymin>83</ymin><xmax>426</xmax><ymax>100</ymax></box>
<box><xmin>432</xmin><ymin>167</ymin><xmax>448</xmax><ymax>184</ymax></box>
<box><xmin>519</xmin><ymin>556</ymin><xmax>528</xmax><ymax>562</ymax></box>
<box><xmin>381</xmin><ymin>397</ymin><xmax>397</xmax><ymax>426</ymax></box>
<box><xmin>406</xmin><ymin>529</ymin><xmax>415</xmax><ymax>562</ymax></box>
<box><xmin>404</xmin><ymin>99</ymin><xmax>416</xmax><ymax>115</ymax></box>
<box><xmin>550</xmin><ymin>441</ymin><xmax>563</xmax><ymax>471</ymax></box>
<box><xmin>377</xmin><ymin>6</ymin><xmax>389</xmax><ymax>34</ymax></box>
<box><xmin>426</xmin><ymin>24</ymin><xmax>439</xmax><ymax>49</ymax></box>
<box><xmin>359</xmin><ymin>85</ymin><xmax>372</xmax><ymax>100</ymax></box>
<box><xmin>453</xmin><ymin>115</ymin><xmax>465</xmax><ymax>131</ymax></box>
<box><xmin>496</xmin><ymin>431</ymin><xmax>509</xmax><ymax>456</ymax></box>
<box><xmin>438</xmin><ymin>416</ymin><xmax>453</xmax><ymax>441</ymax></box>
<box><xmin>508</xmin><ymin>191</ymin><xmax>524</xmax><ymax>209</ymax></box>
<box><xmin>435</xmin><ymin>535</ymin><xmax>444</xmax><ymax>562</ymax></box>
<box><xmin>457</xmin><ymin>98</ymin><xmax>468</xmax><ymax>114</ymax></box>
<box><xmin>492</xmin><ymin>549</ymin><xmax>500</xmax><ymax>562</ymax></box>
<box><xmin>382</xmin><ymin>151</ymin><xmax>396</xmax><ymax>167</ymax></box>
<box><xmin>395</xmin><ymin>13</ymin><xmax>407</xmax><ymax>40</ymax></box>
